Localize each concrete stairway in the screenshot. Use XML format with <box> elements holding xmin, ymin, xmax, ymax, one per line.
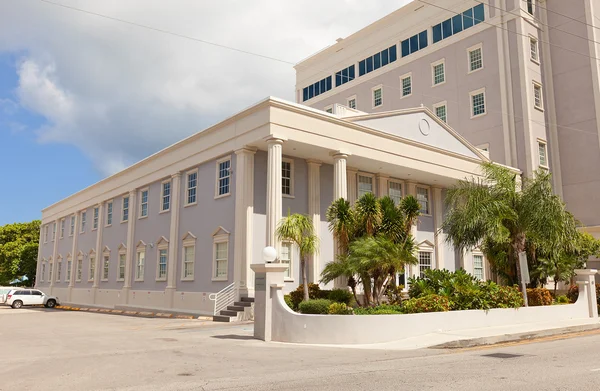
<box><xmin>213</xmin><ymin>297</ymin><xmax>254</xmax><ymax>322</ymax></box>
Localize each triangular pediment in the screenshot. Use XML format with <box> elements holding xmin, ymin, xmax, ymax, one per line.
<box><xmin>102</xmin><ymin>245</ymin><xmax>111</xmax><ymax>254</ymax></box>
<box><xmin>77</xmin><ymin>250</ymin><xmax>84</xmax><ymax>257</ymax></box>
<box><xmin>418</xmin><ymin>240</ymin><xmax>435</xmax><ymax>249</ymax></box>
<box><xmin>66</xmin><ymin>252</ymin><xmax>72</xmax><ymax>259</ymax></box>
<box><xmin>350</xmin><ymin>109</ymin><xmax>488</xmax><ymax>161</ymax></box>
<box><xmin>88</xmin><ymin>248</ymin><xmax>96</xmax><ymax>255</ymax></box>
<box><xmin>117</xmin><ymin>243</ymin><xmax>127</xmax><ymax>251</ymax></box>
<box><xmin>212</xmin><ymin>226</ymin><xmax>230</xmax><ymax>237</ymax></box>
<box><xmin>136</xmin><ymin>240</ymin><xmax>146</xmax><ymax>249</ymax></box>
<box><xmin>181</xmin><ymin>231</ymin><xmax>197</xmax><ymax>241</ymax></box>
<box><xmin>156</xmin><ymin>236</ymin><xmax>169</xmax><ymax>246</ymax></box>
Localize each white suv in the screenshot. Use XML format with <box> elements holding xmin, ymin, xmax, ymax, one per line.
<box><xmin>6</xmin><ymin>289</ymin><xmax>59</xmax><ymax>309</ymax></box>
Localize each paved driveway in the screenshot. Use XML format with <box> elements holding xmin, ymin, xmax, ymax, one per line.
<box><xmin>1</xmin><ymin>305</ymin><xmax>600</xmax><ymax>390</ymax></box>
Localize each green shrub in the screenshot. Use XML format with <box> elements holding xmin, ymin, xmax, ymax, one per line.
<box><xmin>328</xmin><ymin>302</ymin><xmax>352</xmax><ymax>315</ymax></box>
<box><xmin>298</xmin><ymin>299</ymin><xmax>332</xmax><ymax>314</ymax></box>
<box><xmin>484</xmin><ymin>284</ymin><xmax>524</xmax><ymax>309</ymax></box>
<box><xmin>384</xmin><ymin>284</ymin><xmax>405</xmax><ymax>305</ymax></box>
<box><xmin>327</xmin><ymin>289</ymin><xmax>353</xmax><ymax>305</ymax></box>
<box><xmin>556</xmin><ymin>295</ymin><xmax>570</xmax><ymax>304</ymax></box>
<box><xmin>408</xmin><ymin>269</ymin><xmax>478</xmax><ymax>299</ymax></box>
<box><xmin>354</xmin><ymin>304</ymin><xmax>404</xmax><ymax>315</ymax></box>
<box><xmin>289</xmin><ymin>283</ymin><xmax>321</xmax><ymax>310</ymax></box>
<box><xmin>284</xmin><ymin>294</ymin><xmax>294</xmax><ymax>310</ymax></box>
<box><xmin>526</xmin><ymin>288</ymin><xmax>553</xmax><ymax>306</ymax></box>
<box><xmin>402</xmin><ymin>294</ymin><xmax>450</xmax><ymax>314</ymax></box>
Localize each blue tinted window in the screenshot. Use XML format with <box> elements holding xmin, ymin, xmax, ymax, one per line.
<box><xmin>389</xmin><ymin>45</ymin><xmax>397</xmax><ymax>62</ymax></box>
<box><xmin>419</xmin><ymin>31</ymin><xmax>428</xmax><ymax>49</ymax></box>
<box><xmin>409</xmin><ymin>35</ymin><xmax>419</xmax><ymax>53</ymax></box>
<box><xmin>442</xmin><ymin>19</ymin><xmax>453</xmax><ymax>39</ymax></box>
<box><xmin>314</xmin><ymin>82</ymin><xmax>320</xmax><ymax>96</ymax></box>
<box><xmin>452</xmin><ymin>14</ymin><xmax>463</xmax><ymax>34</ymax></box>
<box><xmin>401</xmin><ymin>39</ymin><xmax>410</xmax><ymax>57</ymax></box>
<box><xmin>366</xmin><ymin>57</ymin><xmax>373</xmax><ymax>73</ymax></box>
<box><xmin>433</xmin><ymin>24</ymin><xmax>442</xmax><ymax>43</ymax></box>
<box><xmin>359</xmin><ymin>60</ymin><xmax>366</xmax><ymax>76</ymax></box>
<box><xmin>308</xmin><ymin>85</ymin><xmax>314</xmax><ymax>99</ymax></box>
<box><xmin>463</xmin><ymin>8</ymin><xmax>474</xmax><ymax>29</ymax></box>
<box><xmin>474</xmin><ymin>4</ymin><xmax>485</xmax><ymax>24</ymax></box>
<box><xmin>374</xmin><ymin>52</ymin><xmax>381</xmax><ymax>70</ymax></box>
<box><xmin>303</xmin><ymin>88</ymin><xmax>308</xmax><ymax>102</ymax></box>
<box><xmin>381</xmin><ymin>49</ymin><xmax>389</xmax><ymax>65</ymax></box>
<box><xmin>335</xmin><ymin>73</ymin><xmax>342</xmax><ymax>87</ymax></box>
<box><xmin>319</xmin><ymin>79</ymin><xmax>326</xmax><ymax>94</ymax></box>
<box><xmin>349</xmin><ymin>65</ymin><xmax>355</xmax><ymax>80</ymax></box>
<box><xmin>341</xmin><ymin>68</ymin><xmax>348</xmax><ymax>84</ymax></box>
<box><xmin>326</xmin><ymin>76</ymin><xmax>332</xmax><ymax>91</ymax></box>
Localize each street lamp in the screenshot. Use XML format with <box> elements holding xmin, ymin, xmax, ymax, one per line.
<box><xmin>262</xmin><ymin>246</ymin><xmax>277</xmax><ymax>263</ymax></box>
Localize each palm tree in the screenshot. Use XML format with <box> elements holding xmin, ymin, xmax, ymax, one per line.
<box><xmin>276</xmin><ymin>213</ymin><xmax>319</xmax><ymax>302</ymax></box>
<box><xmin>443</xmin><ymin>163</ymin><xmax>579</xmax><ymax>304</ymax></box>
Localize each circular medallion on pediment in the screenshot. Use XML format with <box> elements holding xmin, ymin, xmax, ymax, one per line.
<box><xmin>419</xmin><ymin>118</ymin><xmax>430</xmax><ymax>136</ymax></box>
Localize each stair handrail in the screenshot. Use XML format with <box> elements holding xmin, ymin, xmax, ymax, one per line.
<box><xmin>208</xmin><ymin>281</ymin><xmax>237</xmax><ymax>315</ymax></box>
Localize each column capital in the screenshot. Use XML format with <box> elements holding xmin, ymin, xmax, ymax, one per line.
<box><xmin>306</xmin><ymin>159</ymin><xmax>322</xmax><ymax>166</ymax></box>
<box><xmin>128</xmin><ymin>189</ymin><xmax>136</xmax><ymax>197</ymax></box>
<box><xmin>331</xmin><ymin>151</ymin><xmax>349</xmax><ymax>159</ymax></box>
<box><xmin>347</xmin><ymin>166</ymin><xmax>359</xmax><ymax>173</ymax></box>
<box><xmin>235</xmin><ymin>146</ymin><xmax>258</xmax><ymax>155</ymax></box>
<box><xmin>171</xmin><ymin>172</ymin><xmax>182</xmax><ymax>179</ymax></box>
<box><xmin>265</xmin><ymin>136</ymin><xmax>285</xmax><ymax>145</ymax></box>
<box><xmin>376</xmin><ymin>173</ymin><xmax>390</xmax><ymax>179</ymax></box>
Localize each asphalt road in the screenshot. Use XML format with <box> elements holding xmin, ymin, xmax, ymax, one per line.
<box><xmin>1</xmin><ymin>305</ymin><xmax>599</xmax><ymax>391</ymax></box>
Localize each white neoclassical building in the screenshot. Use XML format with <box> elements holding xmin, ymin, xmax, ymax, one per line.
<box><xmin>35</xmin><ymin>97</ymin><xmax>516</xmax><ymax>316</ymax></box>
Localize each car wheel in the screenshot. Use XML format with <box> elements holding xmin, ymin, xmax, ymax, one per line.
<box><xmin>12</xmin><ymin>300</ymin><xmax>23</xmax><ymax>309</ymax></box>
<box><xmin>45</xmin><ymin>299</ymin><xmax>56</xmax><ymax>308</ymax></box>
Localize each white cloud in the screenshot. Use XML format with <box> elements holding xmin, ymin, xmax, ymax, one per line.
<box><xmin>0</xmin><ymin>0</ymin><xmax>409</xmax><ymax>176</ymax></box>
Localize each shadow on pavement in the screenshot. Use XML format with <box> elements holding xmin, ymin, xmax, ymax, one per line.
<box><xmin>211</xmin><ymin>334</ymin><xmax>256</xmax><ymax>340</ymax></box>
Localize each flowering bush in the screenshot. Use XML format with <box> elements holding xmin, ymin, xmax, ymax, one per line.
<box><xmin>328</xmin><ymin>302</ymin><xmax>353</xmax><ymax>315</ymax></box>
<box><xmin>401</xmin><ymin>294</ymin><xmax>450</xmax><ymax>314</ymax></box>
<box><xmin>526</xmin><ymin>288</ymin><xmax>553</xmax><ymax>306</ymax></box>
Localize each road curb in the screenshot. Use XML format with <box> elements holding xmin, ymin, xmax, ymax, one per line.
<box><xmin>53</xmin><ymin>304</ymin><xmax>208</xmax><ymax>321</ymax></box>
<box><xmin>430</xmin><ymin>324</ymin><xmax>600</xmax><ymax>349</ymax></box>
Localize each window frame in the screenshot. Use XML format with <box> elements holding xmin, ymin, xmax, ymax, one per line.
<box><xmin>529</xmin><ymin>36</ymin><xmax>539</xmax><ymax>64</ymax></box>
<box><xmin>472</xmin><ymin>252</ymin><xmax>485</xmax><ymax>280</ymax></box>
<box><xmin>92</xmin><ymin>207</ymin><xmax>99</xmax><ymax>230</ymax></box>
<box><xmin>184</xmin><ymin>169</ymin><xmax>198</xmax><ymax>207</ymax></box>
<box><xmin>533</xmin><ymin>81</ymin><xmax>544</xmax><ymax>111</ymax></box>
<box><xmin>388</xmin><ymin>179</ymin><xmax>404</xmax><ymax>206</ymax></box>
<box><xmin>135</xmin><ymin>245</ymin><xmax>145</xmax><ymax>282</ymax></box>
<box><xmin>66</xmin><ymin>255</ymin><xmax>72</xmax><ymax>284</ymax></box>
<box><xmin>88</xmin><ymin>253</ymin><xmax>95</xmax><ymax>282</ymax></box>
<box><xmin>212</xmin><ymin>234</ymin><xmax>229</xmax><ymax>281</ymax></box>
<box><xmin>433</xmin><ymin>101</ymin><xmax>448</xmax><ymax>123</ymax></box>
<box><xmin>347</xmin><ymin>95</ymin><xmax>357</xmax><ymax>110</ymax></box>
<box><xmin>52</xmin><ymin>222</ymin><xmax>56</xmax><ymax>241</ymax></box>
<box><xmin>70</xmin><ymin>215</ymin><xmax>75</xmax><ymax>236</ymax></box>
<box><xmin>357</xmin><ymin>172</ymin><xmax>375</xmax><ymax>198</ymax></box>
<box><xmin>372</xmin><ymin>84</ymin><xmax>383</xmax><ymax>109</ymax></box>
<box><xmin>467</xmin><ymin>43</ymin><xmax>483</xmax><ymax>74</ymax></box>
<box><xmin>56</xmin><ymin>256</ymin><xmax>62</xmax><ymax>282</ymax></box>
<box><xmin>156</xmin><ymin>240</ymin><xmax>169</xmax><ymax>282</ymax></box>
<box><xmin>526</xmin><ymin>0</ymin><xmax>534</xmax><ymax>15</ymax></box>
<box><xmin>43</xmin><ymin>225</ymin><xmax>48</xmax><ymax>243</ymax></box>
<box><xmin>76</xmin><ymin>256</ymin><xmax>83</xmax><ymax>282</ymax></box>
<box><xmin>182</xmin><ymin>237</ymin><xmax>196</xmax><ymax>281</ymax></box>
<box><xmin>215</xmin><ymin>156</ymin><xmax>232</xmax><ymax>199</ymax></box>
<box><xmin>418</xmin><ymin>250</ymin><xmax>433</xmax><ymax>278</ymax></box>
<box><xmin>48</xmin><ymin>259</ymin><xmax>53</xmax><ymax>283</ymax></box>
<box><xmin>117</xmin><ymin>248</ymin><xmax>126</xmax><ymax>282</ymax></box>
<box><xmin>416</xmin><ymin>185</ymin><xmax>431</xmax><ymax>216</ymax></box>
<box><xmin>80</xmin><ymin>210</ymin><xmax>87</xmax><ymax>233</ymax></box>
<box><xmin>400</xmin><ymin>72</ymin><xmax>412</xmax><ymax>99</ymax></box>
<box><xmin>122</xmin><ymin>196</ymin><xmax>130</xmax><ymax>223</ymax></box>
<box><xmin>160</xmin><ymin>179</ymin><xmax>171</xmax><ymax>213</ymax></box>
<box><xmin>41</xmin><ymin>260</ymin><xmax>46</xmax><ymax>282</ymax></box>
<box><xmin>106</xmin><ymin>201</ymin><xmax>113</xmax><ymax>227</ymax></box>
<box><xmin>101</xmin><ymin>252</ymin><xmax>110</xmax><ymax>282</ymax></box>
<box><xmin>281</xmin><ymin>158</ymin><xmax>295</xmax><ymax>198</ymax></box>
<box><xmin>139</xmin><ymin>189</ymin><xmax>149</xmax><ymax>219</ymax></box>
<box><xmin>470</xmin><ymin>88</ymin><xmax>487</xmax><ymax>118</ymax></box>
<box><xmin>280</xmin><ymin>241</ymin><xmax>294</xmax><ymax>282</ymax></box>
<box><xmin>538</xmin><ymin>139</ymin><xmax>549</xmax><ymax>169</ymax></box>
<box><xmin>431</xmin><ymin>59</ymin><xmax>446</xmax><ymax>86</ymax></box>
<box><xmin>60</xmin><ymin>219</ymin><xmax>65</xmax><ymax>239</ymax></box>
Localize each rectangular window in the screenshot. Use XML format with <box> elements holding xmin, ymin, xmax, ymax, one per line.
<box><xmin>161</xmin><ymin>181</ymin><xmax>171</xmax><ymax>212</ymax></box>
<box><xmin>158</xmin><ymin>249</ymin><xmax>168</xmax><ymax>280</ymax></box>
<box><xmin>302</xmin><ymin>76</ymin><xmax>333</xmax><ymax>101</ymax></box>
<box><xmin>452</xmin><ymin>14</ymin><xmax>463</xmax><ymax>34</ymax></box>
<box><xmin>417</xmin><ymin>186</ymin><xmax>430</xmax><ymax>215</ymax></box>
<box><xmin>434</xmin><ymin>103</ymin><xmax>447</xmax><ymax>123</ymax></box>
<box><xmin>419</xmin><ymin>252</ymin><xmax>432</xmax><ymax>278</ymax></box>
<box><xmin>214</xmin><ymin>242</ymin><xmax>228</xmax><ymax>279</ymax></box>
<box><xmin>335</xmin><ymin>65</ymin><xmax>355</xmax><ymax>87</ymax></box>
<box><xmin>469</xmin><ymin>46</ymin><xmax>483</xmax><ymax>72</ymax></box>
<box><xmin>348</xmin><ymin>97</ymin><xmax>356</xmax><ymax>109</ymax></box>
<box><xmin>281</xmin><ymin>242</ymin><xmax>292</xmax><ymax>279</ymax></box>
<box><xmin>52</xmin><ymin>223</ymin><xmax>56</xmax><ymax>241</ymax></box>
<box><xmin>388</xmin><ymin>181</ymin><xmax>403</xmax><ymax>205</ymax></box>
<box><xmin>80</xmin><ymin>211</ymin><xmax>87</xmax><ymax>233</ymax></box>
<box><xmin>56</xmin><ymin>260</ymin><xmax>61</xmax><ymax>282</ymax></box>
<box><xmin>44</xmin><ymin>225</ymin><xmax>48</xmax><ymax>243</ymax></box>
<box><xmin>66</xmin><ymin>259</ymin><xmax>72</xmax><ymax>282</ymax></box>
<box><xmin>432</xmin><ymin>4</ymin><xmax>484</xmax><ymax>43</ymax></box>
<box><xmin>122</xmin><ymin>196</ymin><xmax>129</xmax><ymax>222</ymax></box>
<box><xmin>358</xmin><ymin>45</ymin><xmax>397</xmax><ymax>76</ymax></box>
<box><xmin>106</xmin><ymin>202</ymin><xmax>113</xmax><ymax>225</ymax></box>
<box><xmin>534</xmin><ymin>83</ymin><xmax>543</xmax><ymax>110</ymax></box>
<box><xmin>527</xmin><ymin>0</ymin><xmax>534</xmax><ymax>15</ymax></box>
<box><xmin>217</xmin><ymin>159</ymin><xmax>231</xmax><ymax>196</ymax></box>
<box><xmin>282</xmin><ymin>160</ymin><xmax>293</xmax><ymax>196</ymax></box>
<box><xmin>76</xmin><ymin>259</ymin><xmax>82</xmax><ymax>281</ymax></box>
<box><xmin>433</xmin><ymin>23</ymin><xmax>442</xmax><ymax>43</ymax></box>
<box><xmin>183</xmin><ymin>245</ymin><xmax>195</xmax><ymax>279</ymax></box>
<box><xmin>401</xmin><ymin>30</ymin><xmax>428</xmax><ymax>57</ymax></box>
<box><xmin>41</xmin><ymin>262</ymin><xmax>46</xmax><ymax>282</ymax></box>
<box><xmin>60</xmin><ymin>219</ymin><xmax>65</xmax><ymax>239</ymax></box>
<box><xmin>433</xmin><ymin>62</ymin><xmax>445</xmax><ymax>85</ymax></box>
<box><xmin>102</xmin><ymin>255</ymin><xmax>109</xmax><ymax>281</ymax></box>
<box><xmin>358</xmin><ymin>175</ymin><xmax>373</xmax><ymax>197</ymax></box>
<box><xmin>530</xmin><ymin>37</ymin><xmax>539</xmax><ymax>62</ymax></box>
<box><xmin>118</xmin><ymin>253</ymin><xmax>126</xmax><ymax>281</ymax></box>
<box><xmin>136</xmin><ymin>251</ymin><xmax>145</xmax><ymax>281</ymax></box>
<box><xmin>471</xmin><ymin>90</ymin><xmax>486</xmax><ymax>117</ymax></box>
<box><xmin>140</xmin><ymin>190</ymin><xmax>148</xmax><ymax>217</ymax></box>
<box><xmin>463</xmin><ymin>8</ymin><xmax>474</xmax><ymax>29</ymax></box>
<box><xmin>88</xmin><ymin>256</ymin><xmax>95</xmax><ymax>282</ymax></box>
<box><xmin>373</xmin><ymin>87</ymin><xmax>383</xmax><ymax>107</ymax></box>
<box><xmin>473</xmin><ymin>254</ymin><xmax>484</xmax><ymax>280</ymax></box>
<box><xmin>93</xmin><ymin>207</ymin><xmax>99</xmax><ymax>230</ymax></box>
<box><xmin>538</xmin><ymin>141</ymin><xmax>548</xmax><ymax>167</ymax></box>
<box><xmin>401</xmin><ymin>75</ymin><xmax>412</xmax><ymax>97</ymax></box>
<box><xmin>70</xmin><ymin>216</ymin><xmax>75</xmax><ymax>236</ymax></box>
<box><xmin>48</xmin><ymin>263</ymin><xmax>53</xmax><ymax>282</ymax></box>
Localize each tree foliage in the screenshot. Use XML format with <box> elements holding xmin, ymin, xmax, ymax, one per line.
<box><xmin>0</xmin><ymin>220</ymin><xmax>40</xmax><ymax>286</ymax></box>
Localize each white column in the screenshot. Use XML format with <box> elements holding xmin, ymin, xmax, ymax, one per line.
<box><xmin>92</xmin><ymin>203</ymin><xmax>104</xmax><ymax>304</ymax></box>
<box><xmin>68</xmin><ymin>213</ymin><xmax>79</xmax><ymax>301</ymax></box>
<box><xmin>166</xmin><ymin>172</ymin><xmax>182</xmax><ymax>306</ymax></box>
<box><xmin>266</xmin><ymin>138</ymin><xmax>283</xmax><ymax>250</ymax></box>
<box><xmin>35</xmin><ymin>225</ymin><xmax>43</xmax><ymax>288</ymax></box>
<box><xmin>432</xmin><ymin>187</ymin><xmax>445</xmax><ymax>271</ymax></box>
<box><xmin>122</xmin><ymin>190</ymin><xmax>137</xmax><ymax>303</ymax></box>
<box><xmin>234</xmin><ymin>147</ymin><xmax>256</xmax><ymax>297</ymax></box>
<box><xmin>377</xmin><ymin>174</ymin><xmax>389</xmax><ymax>198</ymax></box>
<box><xmin>49</xmin><ymin>220</ymin><xmax>59</xmax><ymax>294</ymax></box>
<box><xmin>333</xmin><ymin>153</ymin><xmax>348</xmax><ymax>200</ymax></box>
<box><xmin>406</xmin><ymin>181</ymin><xmax>419</xmax><ymax>281</ymax></box>
<box><xmin>347</xmin><ymin>167</ymin><xmax>358</xmax><ymax>205</ymax></box>
<box><xmin>307</xmin><ymin>159</ymin><xmax>321</xmax><ymax>283</ymax></box>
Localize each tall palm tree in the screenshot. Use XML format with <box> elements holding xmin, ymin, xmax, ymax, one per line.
<box><xmin>443</xmin><ymin>163</ymin><xmax>579</xmax><ymax>303</ymax></box>
<box><xmin>276</xmin><ymin>213</ymin><xmax>319</xmax><ymax>302</ymax></box>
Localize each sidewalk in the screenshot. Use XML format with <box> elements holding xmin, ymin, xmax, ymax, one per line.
<box><xmin>286</xmin><ymin>318</ymin><xmax>600</xmax><ymax>351</ymax></box>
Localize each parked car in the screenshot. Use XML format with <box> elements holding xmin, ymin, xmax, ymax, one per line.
<box><xmin>0</xmin><ymin>287</ymin><xmax>14</xmax><ymax>304</ymax></box>
<box><xmin>5</xmin><ymin>289</ymin><xmax>59</xmax><ymax>309</ymax></box>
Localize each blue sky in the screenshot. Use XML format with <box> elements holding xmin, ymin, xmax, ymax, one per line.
<box><xmin>0</xmin><ymin>0</ymin><xmax>405</xmax><ymax>227</ymax></box>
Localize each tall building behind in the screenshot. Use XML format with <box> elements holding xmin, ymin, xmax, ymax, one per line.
<box><xmin>295</xmin><ymin>0</ymin><xmax>600</xmax><ymax>242</ymax></box>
